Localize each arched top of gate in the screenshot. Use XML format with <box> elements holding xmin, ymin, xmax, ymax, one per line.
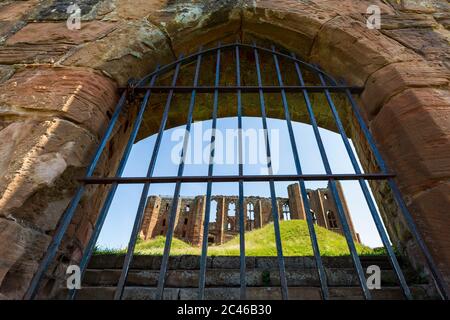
<box><xmin>135</xmin><ymin>43</ymin><xmax>339</xmax><ymax>87</ymax></box>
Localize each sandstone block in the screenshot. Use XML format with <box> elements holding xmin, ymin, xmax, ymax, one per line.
<box><xmin>371</xmin><ymin>88</ymin><xmax>450</xmax><ymax>195</ymax></box>
<box><xmin>0</xmin><ymin>67</ymin><xmax>117</xmax><ymax>136</ymax></box>
<box><xmin>0</xmin><ymin>1</ymin><xmax>39</xmax><ymax>22</ymax></box>
<box><xmin>0</xmin><ymin>218</ymin><xmax>50</xmax><ymax>299</ymax></box>
<box><xmin>5</xmin><ymin>21</ymin><xmax>117</xmax><ymax>46</ymax></box>
<box><xmin>0</xmin><ymin>118</ymin><xmax>97</xmax><ymax>229</ymax></box>
<box><xmin>382</xmin><ymin>28</ymin><xmax>450</xmax><ymax>66</ymax></box>
<box><xmin>362</xmin><ymin>61</ymin><xmax>449</xmax><ymax>118</ymax></box>
<box><xmin>309</xmin><ymin>16</ymin><xmax>419</xmax><ymax>86</ymax></box>
<box><xmin>62</xmin><ymin>20</ymin><xmax>172</xmax><ymax>85</ymax></box>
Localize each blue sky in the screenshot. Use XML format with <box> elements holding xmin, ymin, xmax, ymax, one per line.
<box><xmin>96</xmin><ymin>117</ymin><xmax>388</xmax><ymax>249</ymax></box>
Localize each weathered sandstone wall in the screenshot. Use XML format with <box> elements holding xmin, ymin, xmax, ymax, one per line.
<box><xmin>0</xmin><ymin>0</ymin><xmax>448</xmax><ymax>299</ymax></box>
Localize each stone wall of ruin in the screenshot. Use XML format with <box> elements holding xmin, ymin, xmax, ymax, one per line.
<box><xmin>139</xmin><ymin>183</ymin><xmax>360</xmax><ymax>246</ymax></box>
<box><xmin>0</xmin><ymin>0</ymin><xmax>448</xmax><ymax>298</ymax></box>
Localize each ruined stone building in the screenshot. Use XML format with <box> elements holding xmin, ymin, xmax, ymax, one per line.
<box><xmin>140</xmin><ymin>182</ymin><xmax>360</xmax><ymax>246</ymax></box>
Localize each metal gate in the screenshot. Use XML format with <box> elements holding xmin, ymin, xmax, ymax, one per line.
<box><xmin>24</xmin><ymin>43</ymin><xmax>448</xmax><ymax>300</ymax></box>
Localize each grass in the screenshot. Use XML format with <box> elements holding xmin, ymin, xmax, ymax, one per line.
<box><xmin>95</xmin><ymin>220</ymin><xmax>383</xmax><ymax>256</ymax></box>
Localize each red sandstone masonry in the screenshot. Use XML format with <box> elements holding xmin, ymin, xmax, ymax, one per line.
<box><xmin>0</xmin><ymin>0</ymin><xmax>449</xmax><ymax>298</ymax></box>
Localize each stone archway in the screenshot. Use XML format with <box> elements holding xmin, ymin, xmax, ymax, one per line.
<box><xmin>0</xmin><ymin>0</ymin><xmax>448</xmax><ymax>299</ymax></box>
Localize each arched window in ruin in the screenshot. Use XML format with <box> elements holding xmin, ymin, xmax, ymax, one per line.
<box><xmin>282</xmin><ymin>203</ymin><xmax>290</xmax><ymax>221</ymax></box>
<box><xmin>184</xmin><ymin>204</ymin><xmax>190</xmax><ymax>212</ymax></box>
<box><xmin>227</xmin><ymin>202</ymin><xmax>236</xmax><ymax>217</ymax></box>
<box><xmin>162</xmin><ymin>219</ymin><xmax>166</xmax><ymax>227</ymax></box>
<box><xmin>227</xmin><ymin>222</ymin><xmax>232</xmax><ymax>231</ymax></box>
<box><xmin>184</xmin><ymin>218</ymin><xmax>188</xmax><ymax>225</ymax></box>
<box><xmin>247</xmin><ymin>202</ymin><xmax>255</xmax><ymax>221</ymax></box>
<box><xmin>210</xmin><ymin>200</ymin><xmax>218</xmax><ymax>222</ymax></box>
<box><xmin>327</xmin><ymin>210</ymin><xmax>338</xmax><ymax>229</ymax></box>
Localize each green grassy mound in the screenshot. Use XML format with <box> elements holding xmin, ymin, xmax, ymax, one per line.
<box><xmin>96</xmin><ymin>220</ymin><xmax>380</xmax><ymax>256</ymax></box>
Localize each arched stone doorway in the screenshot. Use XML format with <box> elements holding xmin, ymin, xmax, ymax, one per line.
<box><xmin>0</xmin><ymin>0</ymin><xmax>448</xmax><ymax>299</ymax></box>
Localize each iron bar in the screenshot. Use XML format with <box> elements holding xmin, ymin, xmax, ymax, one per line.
<box><xmin>23</xmin><ymin>92</ymin><xmax>128</xmax><ymax>300</ymax></box>
<box><xmin>198</xmin><ymin>46</ymin><xmax>222</xmax><ymax>300</ymax></box>
<box><xmin>317</xmin><ymin>72</ymin><xmax>412</xmax><ymax>299</ymax></box>
<box><xmin>253</xmin><ymin>45</ymin><xmax>289</xmax><ymax>300</ymax></box>
<box><xmin>155</xmin><ymin>50</ymin><xmax>203</xmax><ymax>300</ymax></box>
<box><xmin>113</xmin><ymin>55</ymin><xmax>184</xmax><ymax>300</ymax></box>
<box><xmin>344</xmin><ymin>89</ymin><xmax>449</xmax><ymax>300</ymax></box>
<box><xmin>236</xmin><ymin>45</ymin><xmax>247</xmax><ymax>300</ymax></box>
<box><xmin>136</xmin><ymin>43</ymin><xmax>337</xmax><ymax>88</ymax></box>
<box><xmin>271</xmin><ymin>48</ymin><xmax>329</xmax><ymax>300</ymax></box>
<box><xmin>291</xmin><ymin>55</ymin><xmax>372</xmax><ymax>300</ymax></box>
<box><xmin>79</xmin><ymin>173</ymin><xmax>396</xmax><ymax>184</ymax></box>
<box><xmin>118</xmin><ymin>85</ymin><xmax>363</xmax><ymax>94</ymax></box>
<box><xmin>68</xmin><ymin>69</ymin><xmax>160</xmax><ymax>300</ymax></box>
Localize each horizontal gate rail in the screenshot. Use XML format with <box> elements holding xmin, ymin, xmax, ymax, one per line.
<box><xmin>119</xmin><ymin>85</ymin><xmax>363</xmax><ymax>93</ymax></box>
<box><xmin>78</xmin><ymin>173</ymin><xmax>396</xmax><ymax>184</ymax></box>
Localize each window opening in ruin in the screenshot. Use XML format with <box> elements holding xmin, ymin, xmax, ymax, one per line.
<box><xmin>327</xmin><ymin>210</ymin><xmax>338</xmax><ymax>229</ymax></box>
<box><xmin>282</xmin><ymin>204</ymin><xmax>290</xmax><ymax>220</ymax></box>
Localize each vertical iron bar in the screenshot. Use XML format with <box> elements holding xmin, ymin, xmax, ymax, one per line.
<box><xmin>24</xmin><ymin>92</ymin><xmax>128</xmax><ymax>300</ymax></box>
<box><xmin>156</xmin><ymin>51</ymin><xmax>203</xmax><ymax>300</ymax></box>
<box><xmin>291</xmin><ymin>55</ymin><xmax>372</xmax><ymax>300</ymax></box>
<box><xmin>198</xmin><ymin>46</ymin><xmax>221</xmax><ymax>300</ymax></box>
<box><xmin>114</xmin><ymin>55</ymin><xmax>184</xmax><ymax>300</ymax></box>
<box><xmin>253</xmin><ymin>45</ymin><xmax>289</xmax><ymax>300</ymax></box>
<box><xmin>271</xmin><ymin>48</ymin><xmax>329</xmax><ymax>300</ymax></box>
<box><xmin>235</xmin><ymin>44</ymin><xmax>246</xmax><ymax>300</ymax></box>
<box><xmin>68</xmin><ymin>69</ymin><xmax>160</xmax><ymax>300</ymax></box>
<box><xmin>317</xmin><ymin>72</ymin><xmax>412</xmax><ymax>299</ymax></box>
<box><xmin>344</xmin><ymin>89</ymin><xmax>449</xmax><ymax>300</ymax></box>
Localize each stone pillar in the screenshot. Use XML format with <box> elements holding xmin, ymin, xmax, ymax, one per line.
<box><xmin>189</xmin><ymin>196</ymin><xmax>205</xmax><ymax>246</ymax></box>
<box><xmin>215</xmin><ymin>197</ymin><xmax>226</xmax><ymax>245</ymax></box>
<box><xmin>254</xmin><ymin>200</ymin><xmax>263</xmax><ymax>229</ymax></box>
<box><xmin>140</xmin><ymin>196</ymin><xmax>161</xmax><ymax>240</ymax></box>
<box><xmin>287</xmin><ymin>183</ymin><xmax>306</xmax><ymax>220</ymax></box>
<box><xmin>172</xmin><ymin>197</ymin><xmax>182</xmax><ymax>236</ymax></box>
<box><xmin>277</xmin><ymin>200</ymin><xmax>284</xmax><ymax>221</ymax></box>
<box><xmin>333</xmin><ymin>182</ymin><xmax>359</xmax><ymax>243</ymax></box>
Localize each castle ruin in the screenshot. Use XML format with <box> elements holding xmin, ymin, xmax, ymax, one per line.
<box><xmin>139</xmin><ymin>182</ymin><xmax>360</xmax><ymax>246</ymax></box>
